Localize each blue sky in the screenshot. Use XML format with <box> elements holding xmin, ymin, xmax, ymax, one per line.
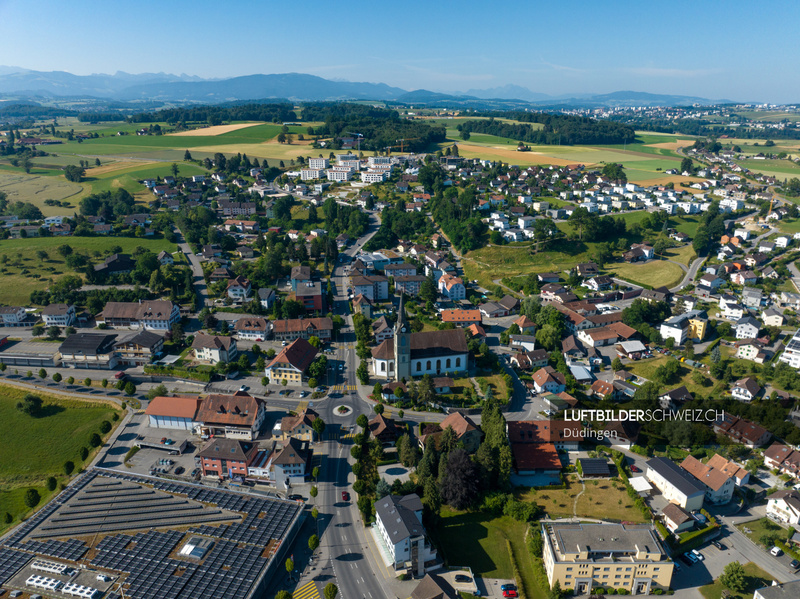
<box><xmin>2</xmin><ymin>0</ymin><xmax>799</xmax><ymax>102</ymax></box>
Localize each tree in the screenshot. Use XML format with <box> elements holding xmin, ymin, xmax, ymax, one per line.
<box><xmin>711</xmin><ymin>344</ymin><xmax>722</xmax><ymax>364</ymax></box>
<box><xmin>311</xmin><ymin>507</ymin><xmax>319</xmax><ymax>520</ymax></box>
<box><xmin>171</xmin><ymin>163</ymin><xmax>179</xmax><ymax>177</ymax></box>
<box><xmin>356</xmin><ymin>360</ymin><xmax>369</xmax><ymax>384</ymax></box>
<box><xmin>684</xmin><ymin>339</ymin><xmax>694</xmax><ymax>359</ymax></box>
<box><xmin>79</xmin><ymin>447</ymin><xmax>88</xmax><ymax>460</ymax></box>
<box><xmin>16</xmin><ymin>393</ymin><xmax>42</xmax><ymax>416</ymax></box>
<box><xmin>308</xmin><ymin>534</ymin><xmax>319</xmax><ymax>551</ymax></box>
<box><xmin>89</xmin><ymin>433</ymin><xmax>102</xmax><ymax>448</ymax></box>
<box><xmin>397</xmin><ymin>434</ymin><xmax>418</xmax><ymax>467</ymax></box>
<box><xmin>611</xmin><ymin>357</ymin><xmax>623</xmax><ymax>372</ymax></box>
<box><xmin>376</xmin><ymin>478</ymin><xmax>391</xmax><ymax>499</ymax></box>
<box><xmin>374</xmin><ymin>403</ymin><xmax>384</xmax><ymax>415</ymax></box>
<box><xmin>23</xmin><ymin>488</ymin><xmax>40</xmax><ymax>508</ymax></box>
<box><xmin>719</xmin><ymin>561</ymin><xmax>746</xmax><ymax>592</ymax></box>
<box><xmin>276</xmin><ymin>592</ymin><xmax>293</xmax><ymax>599</ymax></box>
<box><xmin>3</xmin><ymin>513</ymin><xmax>11</xmax><ymax>524</ymax></box>
<box><xmin>63</xmin><ymin>461</ymin><xmax>74</xmax><ymax>475</ymax></box>
<box><xmin>83</xmin><ymin>378</ymin><xmax>91</xmax><ymax>387</ymax></box>
<box><xmin>312</xmin><ymin>417</ymin><xmax>326</xmax><ymax>438</ymax></box>
<box><xmin>309</xmin><ymin>486</ymin><xmax>318</xmax><ymax>498</ymax></box>
<box><xmin>99</xmin><ymin>420</ymin><xmax>112</xmax><ymax>434</ymax></box>
<box><xmin>52</xmin><ymin>372</ymin><xmax>62</xmax><ymax>383</ymax></box>
<box><xmin>184</xmin><ymin>149</ymin><xmax>193</xmax><ymax>161</ymax></box>
<box><xmin>324</xmin><ymin>583</ymin><xmax>338</xmax><ymax>599</ymax></box>
<box><xmin>680</xmin><ymin>157</ymin><xmax>694</xmax><ymax>174</ymax></box>
<box><xmin>147</xmin><ymin>384</ymin><xmax>168</xmax><ymax>400</ymax></box>
<box><xmin>601</xmin><ymin>163</ymin><xmax>626</xmax><ymax>182</ymax></box>
<box><xmin>548</xmin><ymin>580</ymin><xmax>564</xmax><ymax>599</ymax></box>
<box><xmin>356</xmin><ymin>414</ymin><xmax>369</xmax><ymax>430</ymax></box>
<box><xmin>124</xmin><ymin>381</ymin><xmax>136</xmax><ymax>396</ymax></box>
<box><xmin>285</xmin><ymin>557</ymin><xmax>294</xmax><ymax>576</ymax></box>
<box><xmin>31</xmin><ymin>323</ymin><xmax>45</xmax><ymax>338</ymax></box>
<box><xmin>440</xmin><ymin>448</ymin><xmax>480</xmax><ymax>509</ymax></box>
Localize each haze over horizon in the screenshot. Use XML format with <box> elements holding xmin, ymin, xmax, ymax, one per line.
<box><xmin>1</xmin><ymin>0</ymin><xmax>798</xmax><ymax>103</ymax></box>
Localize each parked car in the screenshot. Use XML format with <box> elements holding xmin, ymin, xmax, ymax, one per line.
<box><xmin>691</xmin><ymin>549</ymin><xmax>704</xmax><ymax>561</ymax></box>
<box><xmin>502</xmin><ymin>591</ymin><xmax>518</xmax><ymax>598</ymax></box>
<box><xmin>455</xmin><ymin>575</ymin><xmax>472</xmax><ymax>583</ymax></box>
<box><xmin>342</xmin><ymin>491</ymin><xmax>350</xmax><ymax>501</ymax></box>
<box><xmin>790</xmin><ymin>559</ymin><xmax>799</xmax><ymax>570</ymax></box>
<box><xmin>711</xmin><ymin>541</ymin><xmax>725</xmax><ymax>550</ymax></box>
<box><xmin>238</xmin><ymin>385</ymin><xmax>248</xmax><ymax>392</ymax></box>
<box><xmin>684</xmin><ymin>553</ymin><xmax>698</xmax><ymax>564</ymax></box>
<box><xmin>500</xmin><ymin>584</ymin><xmax>516</xmax><ymax>592</ymax></box>
<box><xmin>174</xmin><ymin>466</ymin><xmax>185</xmax><ymax>475</ymax></box>
<box><xmin>771</xmin><ymin>546</ymin><xmax>783</xmax><ymax>557</ymax></box>
<box><xmin>630</xmin><ymin>465</ymin><xmax>641</xmax><ymax>473</ymax></box>
<box><xmin>288</xmin><ymin>494</ymin><xmax>305</xmax><ymax>502</ymax></box>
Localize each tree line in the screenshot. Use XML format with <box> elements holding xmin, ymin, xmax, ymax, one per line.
<box><xmin>126</xmin><ymin>102</ymin><xmax>297</xmax><ymax>125</ymax></box>
<box><xmin>457</xmin><ymin>112</ymin><xmax>636</xmax><ymax>145</ymax></box>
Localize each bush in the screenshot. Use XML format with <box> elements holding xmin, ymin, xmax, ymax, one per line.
<box><xmin>23</xmin><ymin>488</ymin><xmax>40</xmax><ymax>508</ymax></box>
<box><xmin>46</xmin><ymin>476</ymin><xmax>57</xmax><ymax>491</ymax></box>
<box><xmin>63</xmin><ymin>461</ymin><xmax>74</xmax><ymax>475</ymax></box>
<box><xmin>89</xmin><ymin>433</ymin><xmax>102</xmax><ymax>448</ymax></box>
<box><xmin>99</xmin><ymin>420</ymin><xmax>112</xmax><ymax>434</ymax></box>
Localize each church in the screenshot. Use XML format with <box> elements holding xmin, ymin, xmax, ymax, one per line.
<box><xmin>371</xmin><ymin>298</ymin><xmax>469</xmax><ymax>381</ymax></box>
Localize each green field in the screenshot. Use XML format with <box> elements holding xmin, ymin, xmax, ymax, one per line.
<box><xmin>0</xmin><ymin>384</ymin><xmax>120</xmax><ymax>533</ymax></box>
<box><xmin>0</xmin><ymin>236</ymin><xmax>177</xmax><ymax>305</ymax></box>
<box><xmin>626</xmin><ymin>354</ymin><xmax>719</xmax><ymax>398</ymax></box>
<box><xmin>699</xmin><ymin>561</ymin><xmax>773</xmax><ymax>599</ymax></box>
<box><xmin>0</xmin><ymin>172</ymin><xmax>85</xmax><ymax>216</ymax></box>
<box><xmin>433</xmin><ymin>509</ymin><xmax>546</xmax><ymax>599</ymax></box>
<box><xmin>607</xmin><ymin>259</ymin><xmax>685</xmax><ymax>289</ymax></box>
<box><xmin>739</xmin><ymin>158</ymin><xmax>800</xmax><ymax>177</ymax></box>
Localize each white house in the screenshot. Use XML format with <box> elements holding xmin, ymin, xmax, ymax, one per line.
<box><xmin>532</xmin><ymin>366</ymin><xmax>566</xmax><ymax>394</ymax></box>
<box><xmin>374</xmin><ymin>494</ymin><xmax>437</xmax><ymax>576</ymax></box>
<box><xmin>680</xmin><ymin>455</ymin><xmax>735</xmax><ymax>505</ymax></box>
<box><xmin>192</xmin><ymin>334</ymin><xmax>238</xmax><ymax>364</ymax></box>
<box><xmin>645</xmin><ymin>457</ymin><xmax>705</xmax><ymax>511</ymax></box>
<box><xmin>766</xmin><ymin>490</ymin><xmax>800</xmax><ymax>526</ymax></box>
<box><xmin>438</xmin><ymin>274</ymin><xmax>466</xmax><ymax>300</ymax></box>
<box><xmin>735</xmin><ymin>316</ymin><xmax>760</xmax><ymax>340</ymax></box>
<box><xmin>41</xmin><ymin>304</ymin><xmax>76</xmax><ymax>328</ymax></box>
<box><xmin>732</xmin><ymin>377</ymin><xmax>761</xmax><ymax>401</ymax></box>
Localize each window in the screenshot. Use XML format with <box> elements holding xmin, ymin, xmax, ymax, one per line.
<box><xmin>416</xmin><ymin>362</ymin><xmax>421</xmax><ymax>372</ymax></box>
<box><xmin>380</xmin><ymin>362</ymin><xmax>385</xmax><ymax>372</ymax></box>
<box><xmin>426</xmin><ymin>361</ymin><xmax>431</xmax><ymax>370</ymax></box>
<box><xmin>446</xmin><ymin>358</ymin><xmax>451</xmax><ymax>369</ymax></box>
<box><xmin>456</xmin><ymin>357</ymin><xmax>461</xmax><ymax>367</ymax></box>
<box><xmin>615</xmin><ymin>575</ymin><xmax>621</xmax><ymax>579</ymax></box>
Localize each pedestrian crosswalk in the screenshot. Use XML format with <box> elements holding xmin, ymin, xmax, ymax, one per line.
<box><xmin>294</xmin><ymin>581</ymin><xmax>321</xmax><ymax>599</ymax></box>
<box><xmin>329</xmin><ymin>384</ymin><xmax>358</xmax><ymax>392</ymax></box>
<box><xmin>296</xmin><ymin>401</ymin><xmax>308</xmax><ymax>411</ymax></box>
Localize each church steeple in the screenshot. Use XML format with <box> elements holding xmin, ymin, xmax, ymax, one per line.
<box><xmin>394</xmin><ymin>296</ymin><xmax>411</xmax><ymax>381</ymax></box>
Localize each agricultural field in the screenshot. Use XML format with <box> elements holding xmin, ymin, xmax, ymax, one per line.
<box><xmin>0</xmin><ymin>384</ymin><xmax>120</xmax><ymax>533</ymax></box>
<box><xmin>738</xmin><ymin>158</ymin><xmax>800</xmax><ymax>179</ymax></box>
<box><xmin>0</xmin><ymin>236</ymin><xmax>177</xmax><ymax>305</ymax></box>
<box><xmin>0</xmin><ymin>172</ymin><xmax>84</xmax><ymax>216</ymax></box>
<box><xmin>606</xmin><ymin>259</ymin><xmax>685</xmax><ymax>289</ymax></box>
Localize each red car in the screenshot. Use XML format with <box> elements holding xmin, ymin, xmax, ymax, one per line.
<box><xmin>502</xmin><ymin>590</ymin><xmax>518</xmax><ymax>598</ymax></box>
<box><xmin>342</xmin><ymin>491</ymin><xmax>350</xmax><ymax>501</ymax></box>
<box><xmin>630</xmin><ymin>465</ymin><xmax>641</xmax><ymax>473</ymax></box>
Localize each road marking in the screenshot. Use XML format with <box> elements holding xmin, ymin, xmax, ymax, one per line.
<box><xmin>343</xmin><ymin>535</ymin><xmax>347</xmax><ymax>541</ymax></box>
<box><xmin>294</xmin><ymin>581</ymin><xmax>321</xmax><ymax>599</ymax></box>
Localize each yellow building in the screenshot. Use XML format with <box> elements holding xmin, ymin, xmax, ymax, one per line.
<box><xmin>542</xmin><ymin>523</ymin><xmax>673</xmax><ymax>595</ymax></box>
<box><xmin>688</xmin><ymin>316</ymin><xmax>707</xmax><ymax>341</ymax></box>
<box><xmin>264</xmin><ymin>338</ymin><xmax>318</xmax><ymax>386</ymax></box>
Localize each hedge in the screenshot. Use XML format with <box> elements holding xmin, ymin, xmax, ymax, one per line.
<box><xmin>506</xmin><ymin>539</ymin><xmax>528</xmax><ymax>599</ymax></box>
<box><xmin>144</xmin><ymin>364</ymin><xmax>212</xmax><ymax>382</ymax></box>
<box><xmin>673</xmin><ymin>523</ymin><xmax>719</xmax><ymax>553</ymax></box>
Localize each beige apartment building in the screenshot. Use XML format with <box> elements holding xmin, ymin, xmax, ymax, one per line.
<box><xmin>542</xmin><ymin>522</ymin><xmax>674</xmax><ymax>595</ymax></box>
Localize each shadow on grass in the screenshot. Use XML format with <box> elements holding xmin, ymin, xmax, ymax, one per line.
<box><xmin>33</xmin><ymin>404</ymin><xmax>66</xmax><ymax>418</ymax></box>
<box><xmin>432</xmin><ymin>511</ymin><xmax>497</xmax><ymax>575</ymax></box>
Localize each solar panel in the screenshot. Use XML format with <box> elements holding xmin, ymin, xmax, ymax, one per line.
<box><xmin>578</xmin><ymin>458</ymin><xmax>611</xmax><ymax>476</ymax></box>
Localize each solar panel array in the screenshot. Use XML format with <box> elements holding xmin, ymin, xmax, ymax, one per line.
<box><xmin>578</xmin><ymin>458</ymin><xmax>611</xmax><ymax>476</ymax></box>
<box><xmin>0</xmin><ymin>469</ymin><xmax>304</xmax><ymax>599</ymax></box>
<box><xmin>0</xmin><ymin>548</ymin><xmax>30</xmax><ymax>586</ymax></box>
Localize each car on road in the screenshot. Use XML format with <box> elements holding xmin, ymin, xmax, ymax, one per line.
<box><xmin>454</xmin><ymin>575</ymin><xmax>472</xmax><ymax>583</ymax></box>
<box><xmin>502</xmin><ymin>590</ymin><xmax>518</xmax><ymax>598</ymax></box>
<box><xmin>791</xmin><ymin>559</ymin><xmax>800</xmax><ymax>570</ymax></box>
<box><xmin>342</xmin><ymin>491</ymin><xmax>350</xmax><ymax>501</ymax></box>
<box><xmin>238</xmin><ymin>385</ymin><xmax>248</xmax><ymax>392</ymax></box>
<box><xmin>771</xmin><ymin>546</ymin><xmax>783</xmax><ymax>557</ymax></box>
<box><xmin>630</xmin><ymin>465</ymin><xmax>641</xmax><ymax>473</ymax></box>
<box><xmin>288</xmin><ymin>494</ymin><xmax>305</xmax><ymax>502</ymax></box>
<box><xmin>711</xmin><ymin>541</ymin><xmax>725</xmax><ymax>550</ymax></box>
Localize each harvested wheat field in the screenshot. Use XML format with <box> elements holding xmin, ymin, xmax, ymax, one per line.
<box><xmin>647</xmin><ymin>140</ymin><xmax>695</xmax><ymax>151</ymax></box>
<box><xmin>85</xmin><ymin>160</ymin><xmax>156</xmax><ymax>176</ymax></box>
<box><xmin>169</xmin><ymin>123</ymin><xmax>262</xmax><ymax>136</ymax></box>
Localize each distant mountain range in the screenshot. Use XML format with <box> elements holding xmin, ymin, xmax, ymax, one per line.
<box><xmin>0</xmin><ymin>67</ymin><xmax>733</xmax><ymax>108</ymax></box>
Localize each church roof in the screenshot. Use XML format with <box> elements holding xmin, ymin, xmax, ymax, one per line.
<box><xmin>410</xmin><ymin>329</ymin><xmax>468</xmax><ymax>359</ymax></box>
<box><xmin>371</xmin><ymin>339</ymin><xmax>394</xmax><ymax>360</ymax></box>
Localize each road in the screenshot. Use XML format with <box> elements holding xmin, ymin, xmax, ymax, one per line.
<box><xmin>174</xmin><ymin>225</ymin><xmax>209</xmax><ymax>309</ymax></box>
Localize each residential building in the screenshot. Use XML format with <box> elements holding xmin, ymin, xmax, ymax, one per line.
<box><xmin>291</xmin><ymin>281</ymin><xmax>325</xmax><ymax>312</ymax></box>
<box><xmin>679</xmin><ymin>455</ymin><xmax>735</xmax><ymax>504</ymax></box>
<box><xmin>645</xmin><ymin>457</ymin><xmax>705</xmax><ymax>510</ymax></box>
<box><xmin>58</xmin><ymin>333</ymin><xmax>119</xmax><ymax>369</ymax></box>
<box><xmin>705</xmin><ymin>454</ymin><xmax>750</xmax><ymax>487</ymax></box>
<box><xmin>234</xmin><ymin>317</ymin><xmax>270</xmax><ymax>341</ymax></box>
<box><xmin>272</xmin><ymin>437</ymin><xmax>311</xmax><ymax>489</ymax></box>
<box><xmin>196</xmin><ymin>392</ymin><xmax>266</xmax><ymax>440</ymax></box>
<box><xmin>375</xmin><ymin>494</ymin><xmax>437</xmax><ymax>576</ymax></box>
<box><xmin>734</xmin><ymin>315</ymin><xmax>760</xmax><ymax>340</ymax></box>
<box><xmin>713</xmin><ymin>411</ymin><xmax>772</xmax><ymax>447</ymax></box>
<box><xmin>278</xmin><ymin>408</ymin><xmax>319</xmax><ymax>442</ymax></box>
<box><xmin>418</xmin><ymin>412</ymin><xmax>482</xmax><ymax>452</ymax></box>
<box><xmin>264</xmin><ymin>338</ymin><xmax>318</xmax><ymax>386</ymax></box>
<box><xmin>97</xmin><ymin>300</ymin><xmax>180</xmax><ymax>331</ymax></box>
<box><xmin>779</xmin><ymin>329</ymin><xmax>800</xmax><ymax>369</ymax></box>
<box><xmin>290</xmin><ymin>265</ymin><xmax>312</xmax><ymax>291</ymax></box>
<box><xmin>41</xmin><ymin>304</ymin><xmax>76</xmax><ymax>328</ymax></box>
<box><xmin>507</xmin><ymin>420</ymin><xmax>583</xmax><ymax>451</ymax></box>
<box><xmin>271</xmin><ymin>317</ymin><xmax>333</xmax><ymax>342</ymax></box>
<box><xmin>532</xmin><ymin>366</ymin><xmax>566</xmax><ymax>394</ymax></box>
<box><xmin>764</xmin><ymin>443</ymin><xmax>800</xmax><ymax>478</ymax></box>
<box><xmin>192</xmin><ymin>334</ymin><xmax>238</xmax><ymax>364</ymax></box>
<box><xmin>351</xmin><ymin>275</ymin><xmax>389</xmax><ymax>301</ymax></box>
<box><xmin>394</xmin><ymin>275</ymin><xmax>428</xmax><ymax>297</ymax></box>
<box><xmin>659</xmin><ymin>310</ymin><xmax>707</xmax><ymax>345</ymax></box>
<box><xmin>258</xmin><ymin>288</ymin><xmax>277</xmax><ymax>310</ymax></box>
<box><xmin>661</xmin><ymin>503</ymin><xmax>694</xmax><ymax>533</ymax></box>
<box><xmin>369</xmin><ymin>414</ymin><xmax>399</xmax><ymax>444</ymax></box>
<box><xmin>541</xmin><ymin>522</ymin><xmax>673</xmax><ymax>595</ymax></box>
<box><xmin>0</xmin><ymin>306</ymin><xmax>28</xmax><ymax>326</ymax></box>
<box><xmin>438</xmin><ymin>274</ymin><xmax>466</xmax><ymax>300</ymax></box>
<box><xmin>731</xmin><ymin>376</ymin><xmax>761</xmax><ymax>401</ymax></box>
<box><xmin>766</xmin><ymin>490</ymin><xmax>800</xmax><ymax>526</ymax></box>
<box><xmin>754</xmin><ymin>580</ymin><xmax>800</xmax><ymax>599</ymax></box>
<box><xmin>410</xmin><ymin>575</ymin><xmax>458</xmax><ymax>599</ymax></box>
<box><xmin>227</xmin><ymin>276</ymin><xmax>252</xmax><ymax>301</ymax></box>
<box><xmin>440</xmin><ymin>309</ymin><xmax>482</xmax><ymax>327</ymax></box>
<box><xmin>198</xmin><ymin>438</ymin><xmax>258</xmax><ymax>479</ymax></box>
<box><xmin>113</xmin><ymin>330</ymin><xmax>164</xmax><ymax>366</ymax></box>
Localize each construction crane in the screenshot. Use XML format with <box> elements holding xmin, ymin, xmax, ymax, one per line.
<box><xmin>346</xmin><ymin>132</ymin><xmax>364</xmax><ymax>153</ymax></box>
<box><xmin>395</xmin><ymin>137</ymin><xmax>419</xmax><ymax>153</ymax></box>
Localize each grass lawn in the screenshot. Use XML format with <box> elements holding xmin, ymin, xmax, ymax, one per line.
<box><xmin>0</xmin><ymin>384</ymin><xmax>120</xmax><ymax>533</ymax></box>
<box><xmin>0</xmin><ymin>172</ymin><xmax>85</xmax><ymax>216</ymax></box>
<box><xmin>433</xmin><ymin>508</ymin><xmax>546</xmax><ymax>599</ymax></box>
<box><xmin>699</xmin><ymin>561</ymin><xmax>774</xmax><ymax>599</ymax></box>
<box><xmin>0</xmin><ymin>236</ymin><xmax>177</xmax><ymax>305</ymax></box>
<box><xmin>517</xmin><ymin>475</ymin><xmax>647</xmax><ymax>522</ymax></box>
<box><xmin>736</xmin><ymin>517</ymin><xmax>788</xmax><ymax>550</ymax></box>
<box><xmin>475</xmin><ymin>373</ymin><xmax>509</xmax><ymax>400</ymax></box>
<box><xmin>626</xmin><ymin>355</ymin><xmax>719</xmax><ymax>398</ymax></box>
<box><xmin>606</xmin><ymin>259</ymin><xmax>685</xmax><ymax>289</ymax></box>
<box><xmin>778</xmin><ymin>218</ymin><xmax>800</xmax><ymax>234</ymax></box>
<box><xmin>663</xmin><ymin>244</ymin><xmax>697</xmax><ymax>266</ymax></box>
